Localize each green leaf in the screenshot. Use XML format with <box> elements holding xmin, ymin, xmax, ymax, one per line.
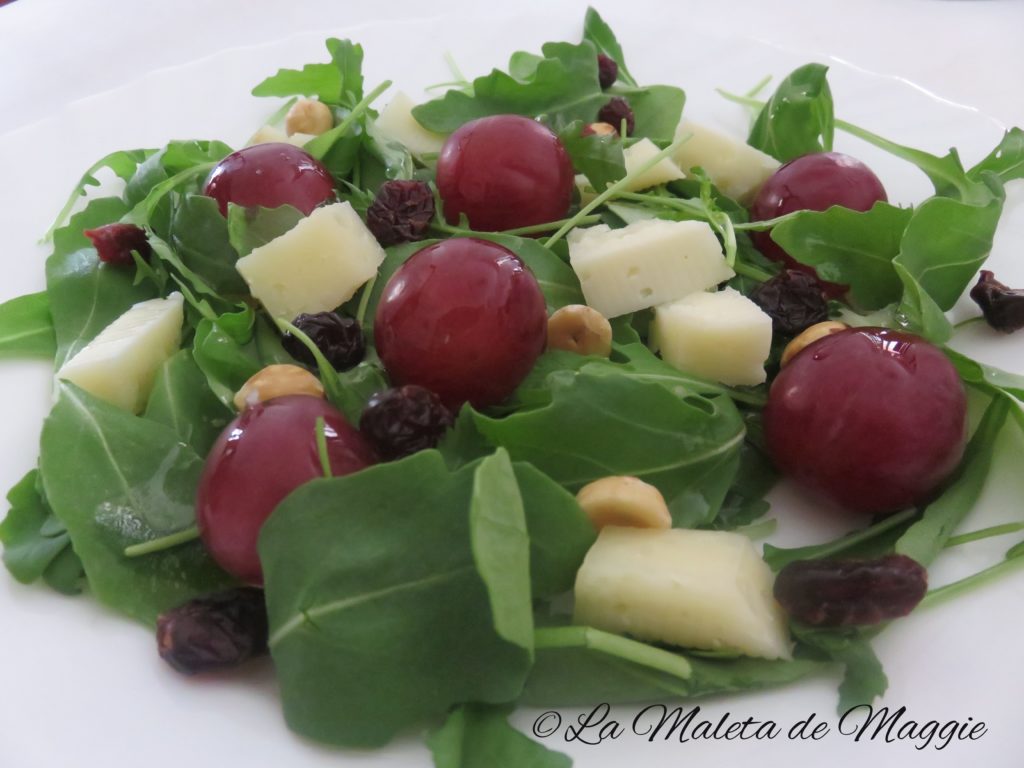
<box><xmin>892</xmin><ymin>261</ymin><xmax>953</xmax><ymax>344</ymax></box>
<box><xmin>557</xmin><ymin>121</ymin><xmax>625</xmax><ymax>191</ymax></box>
<box><xmin>611</xmin><ymin>83</ymin><xmax>686</xmax><ymax>143</ymax></box>
<box><xmin>124</xmin><ymin>140</ymin><xmax>233</xmax><ymax>210</ymax></box>
<box><xmin>891</xmin><ymin>179</ymin><xmax>1004</xmax><ymax>311</ymax></box>
<box><xmin>226</xmin><ymin>203</ymin><xmax>304</xmax><ymax>258</ymax></box>
<box><xmin>968</xmin><ymin>127</ymin><xmax>1024</xmax><ymax>184</ymax></box>
<box><xmin>39</xmin><ymin>384</ymin><xmax>233</xmax><ymax>624</ymax></box>
<box><xmin>44</xmin><ymin>148</ymin><xmax>154</xmax><ymax>240</ymax></box>
<box><xmin>252</xmin><ymin>38</ymin><xmax>364</xmax><ymax>107</ymax></box>
<box><xmin>0</xmin><ymin>470</ymin><xmax>79</xmax><ymax>588</ymax></box>
<box><xmin>143</xmin><ymin>350</ymin><xmax>232</xmax><ymax>455</ymax></box>
<box><xmin>769</xmin><ymin>202</ymin><xmax>912</xmax><ymax>310</ymax></box>
<box><xmin>748</xmin><ymin>64</ymin><xmax>834</xmax><ymax>162</ymax></box>
<box><xmin>895</xmin><ymin>395</ymin><xmax>1009</xmax><ymax>566</ymax></box>
<box><xmin>791</xmin><ymin>625</ymin><xmax>887</xmax><ymax>711</ymax></box>
<box><xmin>428</xmin><ymin>705</ymin><xmax>572</xmax><ymax>768</ymax></box>
<box><xmin>168</xmin><ymin>195</ymin><xmax>249</xmax><ymax>295</ymax></box>
<box><xmin>45</xmin><ymin>197</ymin><xmax>158</xmax><ymax>368</ymax></box>
<box><xmin>522</xmin><ymin>625</ymin><xmax>827</xmax><ymax>707</ymax></box>
<box><xmin>470</xmin><ymin>370</ymin><xmax>745</xmax><ymax>527</ymax></box>
<box><xmin>193</xmin><ymin>309</ymin><xmax>290</xmax><ymax>408</ymax></box>
<box><xmin>359</xmin><ymin>119</ymin><xmax>415</xmax><ymax>190</ymax></box>
<box><xmin>514</xmin><ymin>463</ymin><xmax>596</xmax><ymax>598</ymax></box>
<box><xmin>0</xmin><ymin>291</ymin><xmax>56</xmax><ymax>360</ymax></box>
<box><xmin>414</xmin><ymin>41</ymin><xmax>605</xmax><ymax>134</ymax></box>
<box><xmin>945</xmin><ymin>347</ymin><xmax>1024</xmax><ymax>401</ymax></box>
<box><xmin>582</xmin><ymin>7</ymin><xmax>637</xmax><ymax>86</ymax></box>
<box><xmin>260</xmin><ymin>451</ymin><xmax>534</xmax><ymax>747</ymax></box>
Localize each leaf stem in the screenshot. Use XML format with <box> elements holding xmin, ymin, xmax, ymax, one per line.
<box><xmin>543</xmin><ymin>132</ymin><xmax>693</xmax><ymax>248</ymax></box>
<box><xmin>304</xmin><ymin>80</ymin><xmax>393</xmax><ymax>160</ymax></box>
<box><xmin>355</xmin><ymin>274</ymin><xmax>377</xmax><ymax>327</ymax></box>
<box><xmin>124</xmin><ymin>525</ymin><xmax>200</xmax><ymax>558</ymax></box>
<box><xmin>315</xmin><ymin>416</ymin><xmax>333</xmax><ymax>478</ymax></box>
<box><xmin>944</xmin><ymin>522</ymin><xmax>1024</xmax><ymax>548</ymax></box>
<box><xmin>430</xmin><ymin>214</ymin><xmax>603</xmax><ymax>239</ymax></box>
<box><xmin>919</xmin><ymin>546</ymin><xmax>1024</xmax><ymax>610</ymax></box>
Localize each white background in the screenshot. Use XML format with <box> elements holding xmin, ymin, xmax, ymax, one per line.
<box><xmin>1</xmin><ymin>1</ymin><xmax>1023</xmax><ymax>767</ymax></box>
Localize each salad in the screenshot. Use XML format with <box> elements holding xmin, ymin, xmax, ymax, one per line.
<box><xmin>2</xmin><ymin>7</ymin><xmax>1024</xmax><ymax>765</ymax></box>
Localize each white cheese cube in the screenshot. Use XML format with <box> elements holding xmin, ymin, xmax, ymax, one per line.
<box><xmin>650</xmin><ymin>287</ymin><xmax>772</xmax><ymax>386</ymax></box>
<box><xmin>56</xmin><ymin>293</ymin><xmax>184</xmax><ymax>413</ymax></box>
<box><xmin>567</xmin><ymin>219</ymin><xmax>734</xmax><ymax>319</ymax></box>
<box><xmin>621</xmin><ymin>138</ymin><xmax>686</xmax><ymax>191</ymax></box>
<box><xmin>375</xmin><ymin>91</ymin><xmax>447</xmax><ymax>156</ymax></box>
<box><xmin>236</xmin><ymin>202</ymin><xmax>386</xmax><ymax>320</ymax></box>
<box><xmin>574</xmin><ymin>526</ymin><xmax>791</xmax><ymax>660</ymax></box>
<box><xmin>673</xmin><ymin>120</ymin><xmax>780</xmax><ymax>204</ymax></box>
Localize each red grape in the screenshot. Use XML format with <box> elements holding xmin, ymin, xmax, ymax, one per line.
<box><xmin>196</xmin><ymin>395</ymin><xmax>376</xmax><ymax>583</ymax></box>
<box><xmin>751</xmin><ymin>152</ymin><xmax>887</xmax><ymax>295</ymax></box>
<box><xmin>203</xmin><ymin>143</ymin><xmax>336</xmax><ymax>216</ymax></box>
<box><xmin>374</xmin><ymin>237</ymin><xmax>548</xmax><ymax>409</ymax></box>
<box><xmin>435</xmin><ymin>115</ymin><xmax>574</xmax><ymax>231</ymax></box>
<box><xmin>763</xmin><ymin>327</ymin><xmax>966</xmax><ymax>515</ymax></box>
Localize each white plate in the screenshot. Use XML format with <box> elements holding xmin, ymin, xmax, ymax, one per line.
<box><xmin>1</xmin><ymin>10</ymin><xmax>1023</xmax><ymax>768</ymax></box>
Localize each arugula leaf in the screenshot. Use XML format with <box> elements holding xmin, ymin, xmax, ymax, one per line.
<box><xmin>45</xmin><ymin>197</ymin><xmax>158</xmax><ymax>367</ymax></box>
<box><xmin>522</xmin><ymin>625</ymin><xmax>827</xmax><ymax>706</ymax></box>
<box><xmin>260</xmin><ymin>450</ymin><xmax>533</xmax><ymax>747</ymax></box>
<box><xmin>0</xmin><ymin>291</ymin><xmax>56</xmax><ymax>360</ymax></box>
<box><xmin>892</xmin><ymin>177</ymin><xmax>1004</xmax><ymax>311</ymax></box>
<box><xmin>43</xmin><ymin>148</ymin><xmax>154</xmax><ymax>240</ymax></box>
<box><xmin>895</xmin><ymin>394</ymin><xmax>1009</xmax><ymax>566</ymax></box>
<box><xmin>168</xmin><ymin>194</ymin><xmax>249</xmax><ymax>295</ymax></box>
<box><xmin>193</xmin><ymin>308</ymin><xmax>291</xmax><ymax>408</ymax></box>
<box><xmin>769</xmin><ymin>202</ymin><xmax>912</xmax><ymax>310</ymax></box>
<box><xmin>252</xmin><ymin>38</ymin><xmax>365</xmax><ymax>107</ymax></box>
<box><xmin>791</xmin><ymin>624</ymin><xmax>887</xmax><ymax>711</ymax></box>
<box><xmin>611</xmin><ymin>84</ymin><xmax>685</xmax><ymax>143</ymax></box>
<box><xmin>0</xmin><ymin>470</ymin><xmax>81</xmax><ymax>590</ymax></box>
<box><xmin>124</xmin><ymin>140</ymin><xmax>233</xmax><ymax>210</ymax></box>
<box><xmin>582</xmin><ymin>7</ymin><xmax>637</xmax><ymax>86</ymax></box>
<box><xmin>226</xmin><ymin>203</ymin><xmax>304</xmax><ymax>258</ymax></box>
<box><xmin>892</xmin><ymin>261</ymin><xmax>953</xmax><ymax>344</ymax></box>
<box><xmin>144</xmin><ymin>350</ymin><xmax>232</xmax><ymax>455</ymax></box>
<box><xmin>470</xmin><ymin>370</ymin><xmax>745</xmax><ymax>526</ymax></box>
<box><xmin>359</xmin><ymin>118</ymin><xmax>416</xmax><ymax>191</ymax></box>
<box><xmin>557</xmin><ymin>121</ymin><xmax>625</xmax><ymax>191</ymax></box>
<box><xmin>428</xmin><ymin>705</ymin><xmax>572</xmax><ymax>768</ymax></box>
<box><xmin>748</xmin><ymin>64</ymin><xmax>834</xmax><ymax>162</ymax></box>
<box><xmin>968</xmin><ymin>127</ymin><xmax>1024</xmax><ymax>184</ymax></box>
<box><xmin>514</xmin><ymin>463</ymin><xmax>596</xmax><ymax>598</ymax></box>
<box><xmin>40</xmin><ymin>383</ymin><xmax>233</xmax><ymax>624</ymax></box>
<box><xmin>945</xmin><ymin>347</ymin><xmax>1024</xmax><ymax>400</ymax></box>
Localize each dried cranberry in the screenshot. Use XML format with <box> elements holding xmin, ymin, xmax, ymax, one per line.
<box><xmin>970</xmin><ymin>270</ymin><xmax>1024</xmax><ymax>333</ymax></box>
<box><xmin>283</xmin><ymin>311</ymin><xmax>365</xmax><ymax>371</ymax></box>
<box><xmin>597</xmin><ymin>97</ymin><xmax>635</xmax><ymax>137</ymax></box>
<box><xmin>366</xmin><ymin>179</ymin><xmax>436</xmax><ymax>247</ymax></box>
<box><xmin>83</xmin><ymin>223</ymin><xmax>151</xmax><ymax>266</ymax></box>
<box><xmin>156</xmin><ymin>587</ymin><xmax>268</xmax><ymax>675</ymax></box>
<box><xmin>750</xmin><ymin>269</ymin><xmax>829</xmax><ymax>336</ymax></box>
<box><xmin>597</xmin><ymin>54</ymin><xmax>618</xmax><ymax>90</ymax></box>
<box><xmin>774</xmin><ymin>554</ymin><xmax>927</xmax><ymax>627</ymax></box>
<box><xmin>359</xmin><ymin>385</ymin><xmax>454</xmax><ymax>461</ymax></box>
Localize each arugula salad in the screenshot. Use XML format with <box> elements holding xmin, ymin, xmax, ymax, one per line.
<box><xmin>2</xmin><ymin>7</ymin><xmax>1024</xmax><ymax>765</ymax></box>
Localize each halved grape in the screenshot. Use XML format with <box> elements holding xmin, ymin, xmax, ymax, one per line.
<box><xmin>204</xmin><ymin>143</ymin><xmax>335</xmax><ymax>216</ymax></box>
<box><xmin>374</xmin><ymin>237</ymin><xmax>548</xmax><ymax>409</ymax></box>
<box><xmin>763</xmin><ymin>327</ymin><xmax>966</xmax><ymax>515</ymax></box>
<box><xmin>196</xmin><ymin>395</ymin><xmax>376</xmax><ymax>583</ymax></box>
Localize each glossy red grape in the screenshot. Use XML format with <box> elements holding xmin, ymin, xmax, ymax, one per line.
<box><xmin>751</xmin><ymin>152</ymin><xmax>887</xmax><ymax>295</ymax></box>
<box><xmin>374</xmin><ymin>237</ymin><xmax>548</xmax><ymax>409</ymax></box>
<box><xmin>196</xmin><ymin>395</ymin><xmax>376</xmax><ymax>583</ymax></box>
<box><xmin>763</xmin><ymin>327</ymin><xmax>966</xmax><ymax>515</ymax></box>
<box><xmin>203</xmin><ymin>143</ymin><xmax>335</xmax><ymax>216</ymax></box>
<box><xmin>435</xmin><ymin>115</ymin><xmax>574</xmax><ymax>231</ymax></box>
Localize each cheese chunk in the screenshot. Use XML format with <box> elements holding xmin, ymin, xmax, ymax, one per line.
<box><xmin>672</xmin><ymin>119</ymin><xmax>780</xmax><ymax>204</ymax></box>
<box><xmin>375</xmin><ymin>91</ymin><xmax>447</xmax><ymax>156</ymax></box>
<box><xmin>246</xmin><ymin>125</ymin><xmax>317</xmax><ymax>148</ymax></box>
<box><xmin>236</xmin><ymin>202</ymin><xmax>386</xmax><ymax>320</ymax></box>
<box><xmin>650</xmin><ymin>287</ymin><xmax>772</xmax><ymax>386</ymax></box>
<box><xmin>621</xmin><ymin>138</ymin><xmax>686</xmax><ymax>191</ymax></box>
<box><xmin>574</xmin><ymin>526</ymin><xmax>791</xmax><ymax>660</ymax></box>
<box><xmin>57</xmin><ymin>293</ymin><xmax>184</xmax><ymax>413</ymax></box>
<box><xmin>568</xmin><ymin>219</ymin><xmax>734</xmax><ymax>319</ymax></box>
